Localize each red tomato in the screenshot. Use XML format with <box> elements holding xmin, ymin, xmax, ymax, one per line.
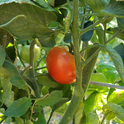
<box><xmin>46</xmin><ymin>46</ymin><xmax>76</xmax><ymax>84</ymax></box>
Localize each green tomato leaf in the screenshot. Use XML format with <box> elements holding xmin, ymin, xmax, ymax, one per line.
<box><xmin>104</xmin><ymin>0</ymin><xmax>124</xmax><ymax>18</ymax></box>
<box><xmin>37</xmin><ymin>73</ymin><xmax>61</xmax><ymax>88</ymax></box>
<box><xmin>36</xmin><ymin>90</ymin><xmax>63</xmax><ymax>106</ymax></box>
<box><xmin>75</xmin><ymin>100</ymin><xmax>84</xmax><ymax>124</ymax></box>
<box><xmin>84</xmin><ymin>0</ymin><xmax>110</xmax><ymax>13</ymax></box>
<box><xmin>97</xmin><ymin>62</ymin><xmax>120</xmax><ymax>83</ymax></box>
<box><xmin>114</xmin><ymin>43</ymin><xmax>124</xmax><ymax>63</ymax></box>
<box><xmin>0</xmin><ymin>46</ymin><xmax>6</xmax><ymax>69</ymax></box>
<box><xmin>0</xmin><ymin>2</ymin><xmax>57</xmax><ymax>47</ymax></box>
<box><xmin>103</xmin><ymin>103</ymin><xmax>124</xmax><ymax>121</ymax></box>
<box><xmin>84</xmin><ymin>92</ymin><xmax>106</xmax><ymax>113</ymax></box>
<box><xmin>1</xmin><ymin>60</ymin><xmax>28</xmax><ymax>90</ymax></box>
<box><xmin>4</xmin><ymin>97</ymin><xmax>32</xmax><ymax>117</ymax></box>
<box><xmin>33</xmin><ymin>113</ymin><xmax>46</xmax><ymax>124</ymax></box>
<box><xmin>107</xmin><ymin>90</ymin><xmax>124</xmax><ymax>105</ymax></box>
<box><xmin>64</xmin><ymin>32</ymin><xmax>72</xmax><ymax>43</ymax></box>
<box><xmin>81</xmin><ymin>21</ymin><xmax>94</xmax><ymax>42</ymax></box>
<box><xmin>107</xmin><ymin>27</ymin><xmax>124</xmax><ymax>41</ymax></box>
<box><xmin>104</xmin><ymin>46</ymin><xmax>124</xmax><ymax>83</ymax></box>
<box><xmin>52</xmin><ymin>98</ymin><xmax>69</xmax><ymax>112</ymax></box>
<box><xmin>96</xmin><ymin>25</ymin><xmax>105</xmax><ymax>44</ymax></box>
<box><xmin>5</xmin><ymin>117</ymin><xmax>12</xmax><ymax>124</ymax></box>
<box><xmin>0</xmin><ymin>28</ymin><xmax>14</xmax><ymax>47</ymax></box>
<box><xmin>88</xmin><ymin>73</ymin><xmax>108</xmax><ymax>92</ymax></box>
<box><xmin>86</xmin><ymin>112</ymin><xmax>99</xmax><ymax>124</ymax></box>
<box><xmin>62</xmin><ymin>7</ymin><xmax>72</xmax><ymax>34</ymax></box>
<box><xmin>117</xmin><ymin>18</ymin><xmax>124</xmax><ymax>31</ymax></box>
<box><xmin>15</xmin><ymin>117</ymin><xmax>24</xmax><ymax>124</ymax></box>
<box><xmin>1</xmin><ymin>75</ymin><xmax>14</xmax><ymax>107</ymax></box>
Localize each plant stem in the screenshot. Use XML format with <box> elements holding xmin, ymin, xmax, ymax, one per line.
<box><xmin>90</xmin><ymin>81</ymin><xmax>124</xmax><ymax>90</ymax></box>
<box><xmin>59</xmin><ymin>0</ymin><xmax>83</xmax><ymax>123</ymax></box>
<box><xmin>29</xmin><ymin>40</ymin><xmax>40</xmax><ymax>98</ymax></box>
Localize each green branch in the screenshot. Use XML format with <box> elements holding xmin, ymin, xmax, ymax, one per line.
<box><xmin>29</xmin><ymin>39</ymin><xmax>40</xmax><ymax>98</ymax></box>
<box><xmin>59</xmin><ymin>0</ymin><xmax>83</xmax><ymax>123</ymax></box>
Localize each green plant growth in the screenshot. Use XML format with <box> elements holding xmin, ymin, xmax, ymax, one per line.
<box><xmin>0</xmin><ymin>0</ymin><xmax>124</xmax><ymax>124</ymax></box>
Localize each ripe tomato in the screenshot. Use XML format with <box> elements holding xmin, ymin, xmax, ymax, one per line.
<box><xmin>20</xmin><ymin>45</ymin><xmax>41</xmax><ymax>63</ymax></box>
<box><xmin>46</xmin><ymin>46</ymin><xmax>76</xmax><ymax>84</ymax></box>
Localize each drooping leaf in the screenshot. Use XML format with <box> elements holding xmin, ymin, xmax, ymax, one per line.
<box><xmin>83</xmin><ymin>0</ymin><xmax>110</xmax><ymax>13</ymax></box>
<box><xmin>117</xmin><ymin>18</ymin><xmax>124</xmax><ymax>31</ymax></box>
<box><xmin>107</xmin><ymin>90</ymin><xmax>124</xmax><ymax>105</ymax></box>
<box><xmin>104</xmin><ymin>46</ymin><xmax>124</xmax><ymax>83</ymax></box>
<box><xmin>64</xmin><ymin>32</ymin><xmax>72</xmax><ymax>43</ymax></box>
<box><xmin>82</xmin><ymin>47</ymin><xmax>99</xmax><ymax>91</ymax></box>
<box><xmin>0</xmin><ymin>46</ymin><xmax>6</xmax><ymax>69</ymax></box>
<box><xmin>104</xmin><ymin>0</ymin><xmax>124</xmax><ymax>18</ymax></box>
<box><xmin>96</xmin><ymin>25</ymin><xmax>105</xmax><ymax>44</ymax></box>
<box><xmin>81</xmin><ymin>21</ymin><xmax>94</xmax><ymax>42</ymax></box>
<box><xmin>49</xmin><ymin>84</ymin><xmax>72</xmax><ymax>99</ymax></box>
<box><xmin>31</xmin><ymin>0</ymin><xmax>55</xmax><ymax>11</ymax></box>
<box><xmin>52</xmin><ymin>98</ymin><xmax>69</xmax><ymax>112</ymax></box>
<box><xmin>4</xmin><ymin>97</ymin><xmax>31</xmax><ymax>117</ymax></box>
<box><xmin>37</xmin><ymin>73</ymin><xmax>61</xmax><ymax>88</ymax></box>
<box><xmin>63</xmin><ymin>7</ymin><xmax>72</xmax><ymax>34</ymax></box>
<box><xmin>114</xmin><ymin>43</ymin><xmax>124</xmax><ymax>63</ymax></box>
<box><xmin>84</xmin><ymin>92</ymin><xmax>105</xmax><ymax>113</ymax></box>
<box><xmin>5</xmin><ymin>46</ymin><xmax>16</xmax><ymax>63</ymax></box>
<box><xmin>0</xmin><ymin>2</ymin><xmax>57</xmax><ymax>47</ymax></box>
<box><xmin>33</xmin><ymin>113</ymin><xmax>46</xmax><ymax>124</ymax></box>
<box><xmin>1</xmin><ymin>75</ymin><xmax>14</xmax><ymax>107</ymax></box>
<box><xmin>15</xmin><ymin>117</ymin><xmax>24</xmax><ymax>124</ymax></box>
<box><xmin>36</xmin><ymin>90</ymin><xmax>62</xmax><ymax>106</ymax></box>
<box><xmin>0</xmin><ymin>28</ymin><xmax>14</xmax><ymax>46</ymax></box>
<box><xmin>103</xmin><ymin>103</ymin><xmax>124</xmax><ymax>121</ymax></box>
<box><xmin>88</xmin><ymin>73</ymin><xmax>108</xmax><ymax>93</ymax></box>
<box><xmin>5</xmin><ymin>117</ymin><xmax>12</xmax><ymax>124</ymax></box>
<box><xmin>75</xmin><ymin>100</ymin><xmax>84</xmax><ymax>124</ymax></box>
<box><xmin>1</xmin><ymin>60</ymin><xmax>28</xmax><ymax>90</ymax></box>
<box><xmin>97</xmin><ymin>62</ymin><xmax>120</xmax><ymax>83</ymax></box>
<box><xmin>86</xmin><ymin>112</ymin><xmax>99</xmax><ymax>124</ymax></box>
<box><xmin>107</xmin><ymin>27</ymin><xmax>124</xmax><ymax>41</ymax></box>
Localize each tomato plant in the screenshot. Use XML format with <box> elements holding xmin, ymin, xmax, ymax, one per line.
<box><xmin>20</xmin><ymin>45</ymin><xmax>41</xmax><ymax>63</ymax></box>
<box><xmin>46</xmin><ymin>46</ymin><xmax>76</xmax><ymax>84</ymax></box>
<box><xmin>0</xmin><ymin>0</ymin><xmax>124</xmax><ymax>124</ymax></box>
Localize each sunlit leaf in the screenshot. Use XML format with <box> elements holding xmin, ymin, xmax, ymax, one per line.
<box><xmin>84</xmin><ymin>92</ymin><xmax>105</xmax><ymax>113</ymax></box>
<box><xmin>97</xmin><ymin>62</ymin><xmax>120</xmax><ymax>83</ymax></box>
<box><xmin>86</xmin><ymin>112</ymin><xmax>99</xmax><ymax>124</ymax></box>
<box><xmin>104</xmin><ymin>103</ymin><xmax>124</xmax><ymax>121</ymax></box>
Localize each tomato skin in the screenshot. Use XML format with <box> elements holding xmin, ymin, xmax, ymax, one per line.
<box><xmin>46</xmin><ymin>46</ymin><xmax>76</xmax><ymax>84</ymax></box>
<box><xmin>20</xmin><ymin>45</ymin><xmax>41</xmax><ymax>63</ymax></box>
